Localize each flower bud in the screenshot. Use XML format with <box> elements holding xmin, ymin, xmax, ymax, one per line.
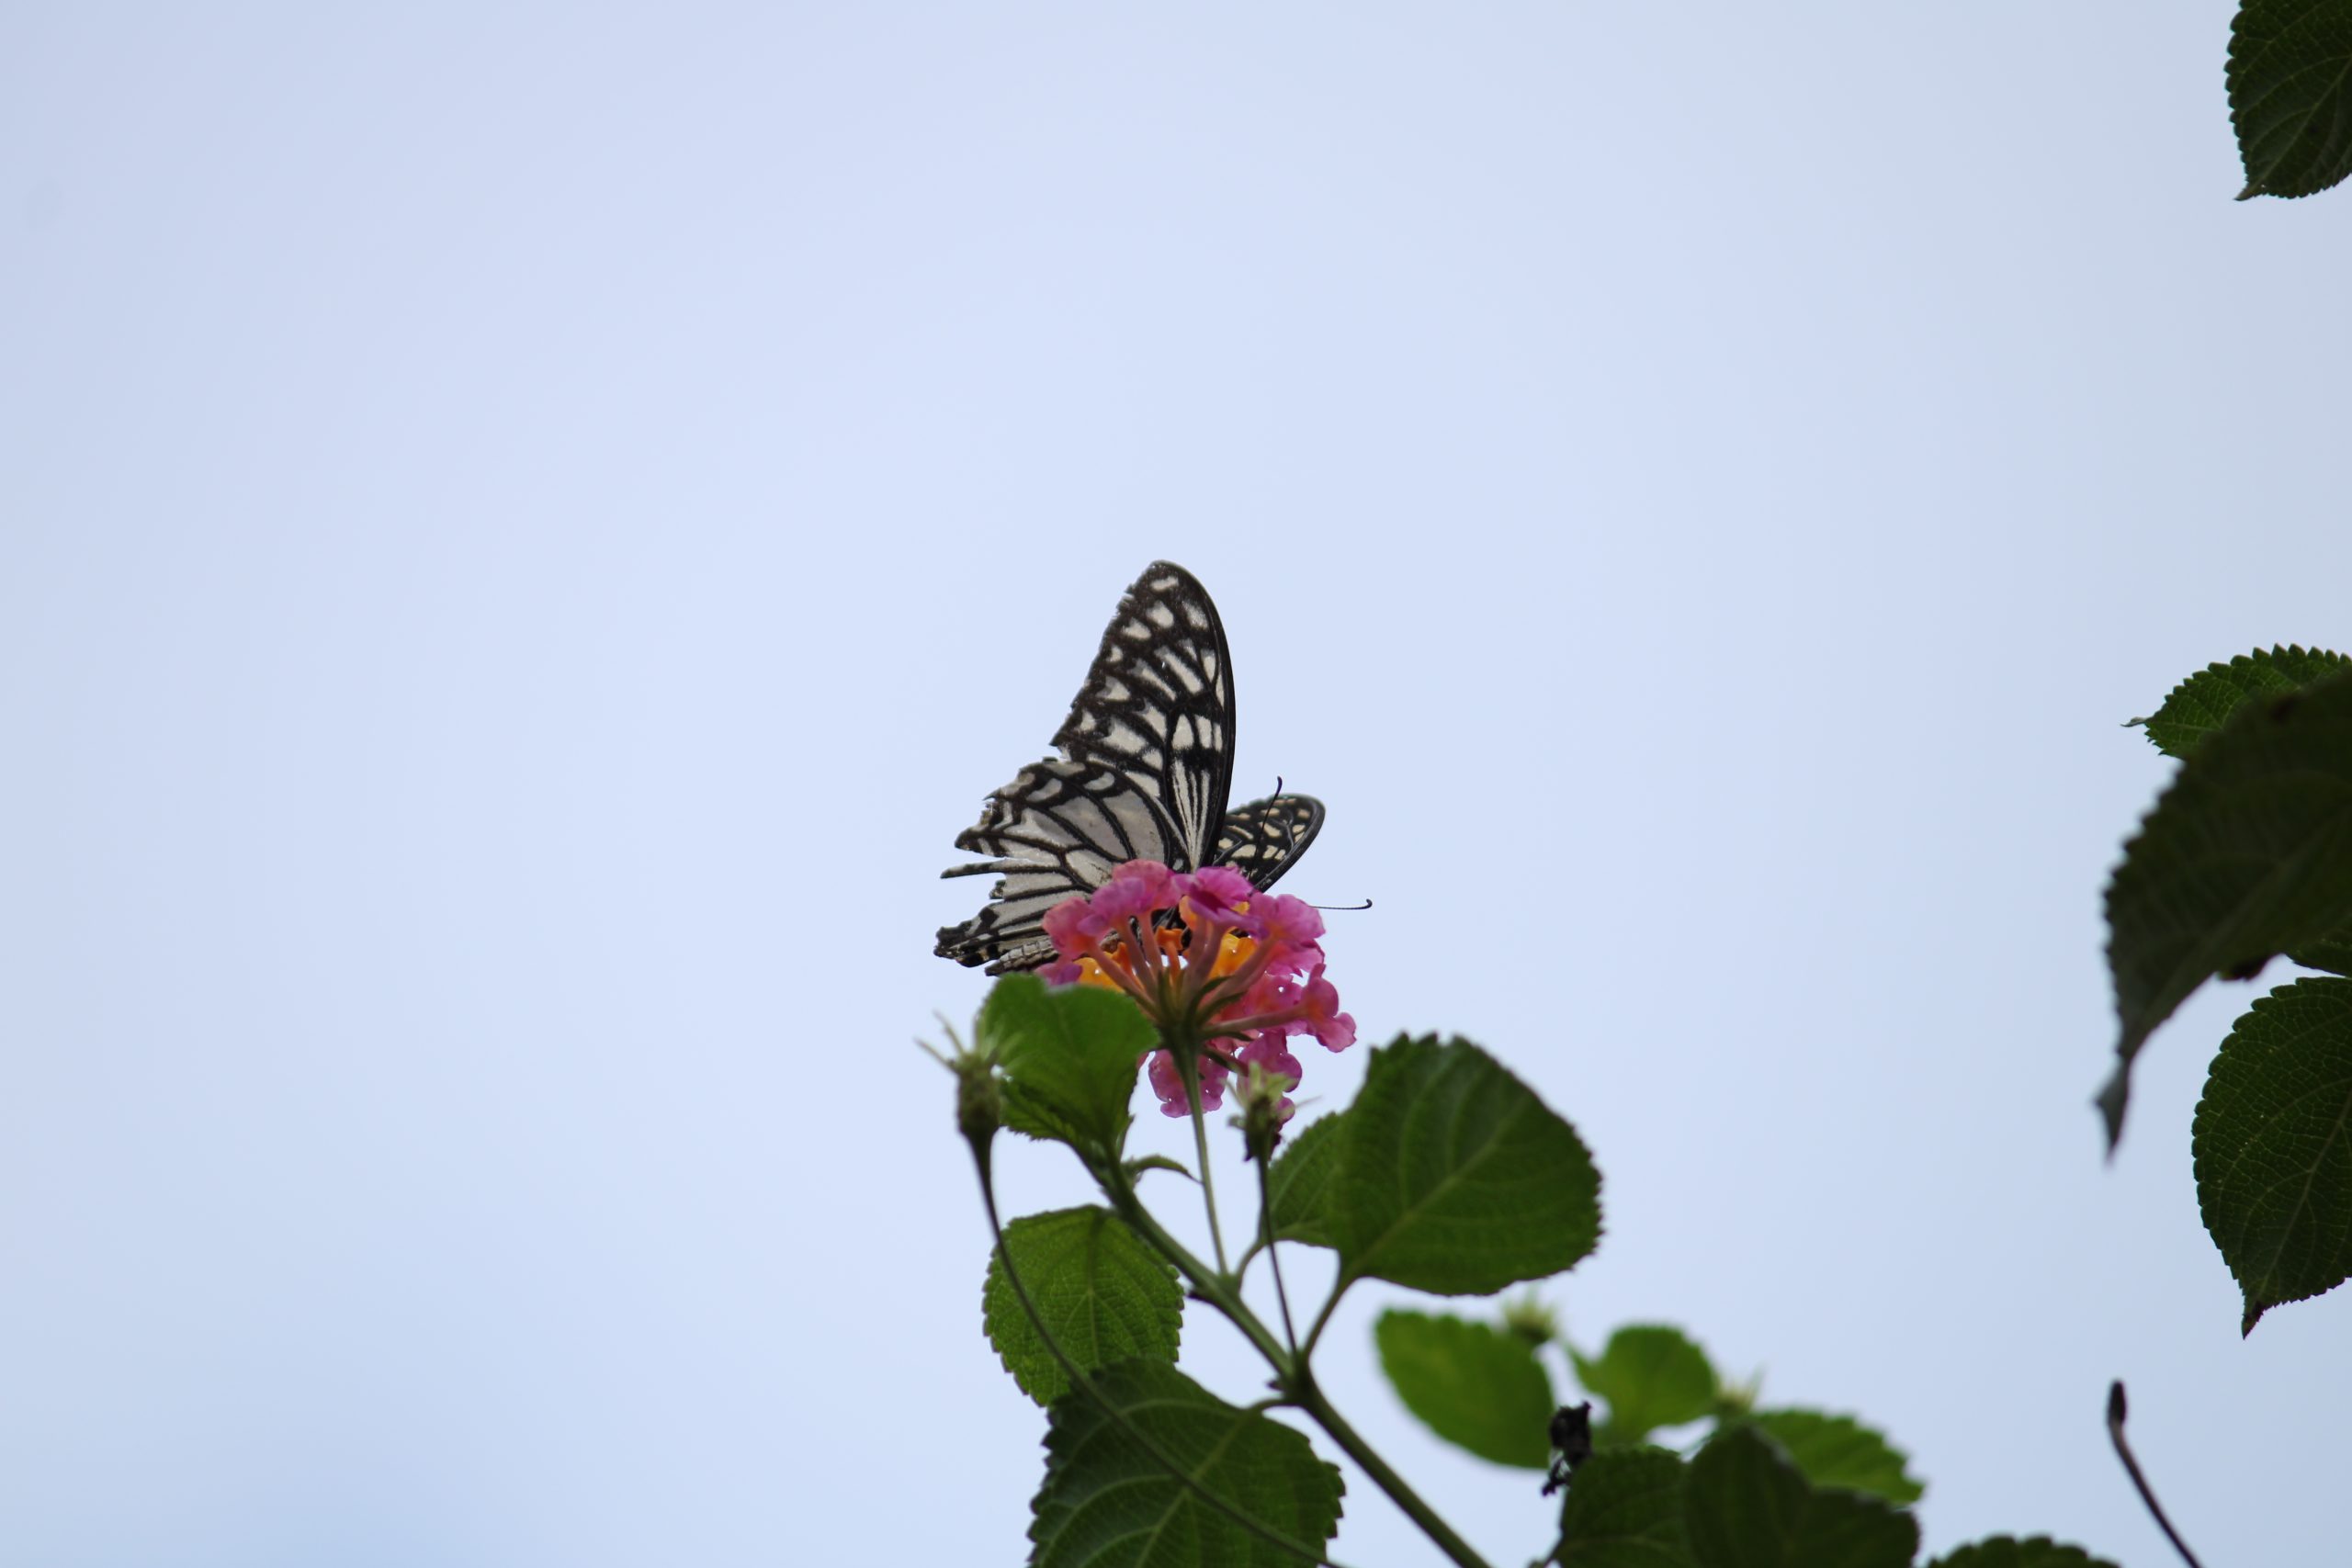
<box><xmin>919</xmin><ymin>1020</ymin><xmax>1001</xmax><ymax>1149</ymax></box>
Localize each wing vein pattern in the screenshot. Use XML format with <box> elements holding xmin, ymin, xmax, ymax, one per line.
<box><xmin>937</xmin><ymin>561</ymin><xmax>1323</xmax><ymax>974</ymax></box>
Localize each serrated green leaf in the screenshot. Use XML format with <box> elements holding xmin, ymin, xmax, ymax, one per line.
<box><xmin>1684</xmin><ymin>1427</ymin><xmax>1917</xmax><ymax>1568</ymax></box>
<box><xmin>1570</xmin><ymin>1325</ymin><xmax>1718</xmax><ymax>1446</ymax></box>
<box><xmin>1265</xmin><ymin>1111</ymin><xmax>1342</xmax><ymax>1248</ymax></box>
<box><xmin>1555</xmin><ymin>1447</ymin><xmax>1694</xmax><ymax>1567</ymax></box>
<box><xmin>1325</xmin><ymin>1035</ymin><xmax>1601</xmax><ymax>1296</ymax></box>
<box><xmin>2290</xmin><ymin>922</ymin><xmax>2352</xmax><ymax>975</ymax></box>
<box><xmin>1743</xmin><ymin>1409</ymin><xmax>1921</xmax><ymax>1505</ymax></box>
<box><xmin>2132</xmin><ymin>646</ymin><xmax>2350</xmax><ymax>758</ymax></box>
<box><xmin>1926</xmin><ymin>1537</ymin><xmax>2120</xmax><ymax>1568</ymax></box>
<box><xmin>980</xmin><ymin>975</ymin><xmax>1150</xmax><ymax>1157</ymax></box>
<box><xmin>1374</xmin><ymin>1310</ymin><xmax>1556</xmax><ymax>1468</ymax></box>
<box><xmin>2229</xmin><ymin>0</ymin><xmax>2352</xmax><ymax>199</ymax></box>
<box><xmin>2099</xmin><ymin>671</ymin><xmax>2352</xmax><ymax>1147</ymax></box>
<box><xmin>1031</xmin><ymin>1359</ymin><xmax>1343</xmax><ymax>1568</ymax></box>
<box><xmin>1001</xmin><ymin>1079</ymin><xmax>1093</xmax><ymax>1151</ymax></box>
<box><xmin>2191</xmin><ymin>976</ymin><xmax>2352</xmax><ymax>1332</ymax></box>
<box><xmin>983</xmin><ymin>1207</ymin><xmax>1183</xmax><ymax>1405</ymax></box>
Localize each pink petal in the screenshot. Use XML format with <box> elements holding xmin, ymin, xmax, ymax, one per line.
<box><xmin>1042</xmin><ymin>896</ymin><xmax>1110</xmax><ymax>957</ymax></box>
<box><xmin>1110</xmin><ymin>860</ymin><xmax>1177</xmax><ymax>907</ymax></box>
<box><xmin>1184</xmin><ymin>865</ymin><xmax>1256</xmax><ymax>922</ymax></box>
<box><xmin>1145</xmin><ymin>1049</ymin><xmax>1227</xmax><ymax>1116</ymax></box>
<box><xmin>1257</xmin><ymin>894</ymin><xmax>1326</xmax><ymax>951</ymax></box>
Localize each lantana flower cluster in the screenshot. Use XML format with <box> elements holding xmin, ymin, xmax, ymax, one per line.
<box><xmin>1041</xmin><ymin>861</ymin><xmax>1355</xmax><ymax>1120</ymax></box>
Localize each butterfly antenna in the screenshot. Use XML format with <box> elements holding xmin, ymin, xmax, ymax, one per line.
<box><xmin>1310</xmin><ymin>897</ymin><xmax>1374</xmax><ymax>912</ymax></box>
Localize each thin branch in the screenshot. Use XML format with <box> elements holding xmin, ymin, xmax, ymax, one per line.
<box><xmin>1104</xmin><ymin>1170</ymin><xmax>1294</xmax><ymax>1371</ymax></box>
<box><xmin>1255</xmin><ymin>1151</ymin><xmax>1300</xmax><ymax>1354</ymax></box>
<box><xmin>1180</xmin><ymin>1049</ymin><xmax>1231</xmax><ymax>1274</ymax></box>
<box><xmin>1292</xmin><ymin>1371</ymin><xmax>1498</xmax><ymax>1568</ymax></box>
<box><xmin>2107</xmin><ymin>1381</ymin><xmax>2204</xmax><ymax>1568</ymax></box>
<box><xmin>1300</xmin><ymin>1270</ymin><xmax>1352</xmax><ymax>1361</ymax></box>
<box><xmin>969</xmin><ymin>1145</ymin><xmax>1351</xmax><ymax>1568</ymax></box>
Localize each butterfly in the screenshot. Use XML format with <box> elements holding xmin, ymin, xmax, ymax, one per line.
<box><xmin>936</xmin><ymin>560</ymin><xmax>1325</xmax><ymax>974</ymax></box>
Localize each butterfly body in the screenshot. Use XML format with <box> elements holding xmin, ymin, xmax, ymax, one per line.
<box><xmin>937</xmin><ymin>561</ymin><xmax>1322</xmax><ymax>974</ymax></box>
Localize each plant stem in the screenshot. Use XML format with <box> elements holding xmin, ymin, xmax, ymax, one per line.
<box><xmin>2107</xmin><ymin>1381</ymin><xmax>2204</xmax><ymax>1568</ymax></box>
<box><xmin>1255</xmin><ymin>1155</ymin><xmax>1300</xmax><ymax>1353</ymax></box>
<box><xmin>1106</xmin><ymin>1171</ymin><xmax>1294</xmax><ymax>1372</ymax></box>
<box><xmin>1103</xmin><ymin>1154</ymin><xmax>1487</xmax><ymax>1568</ymax></box>
<box><xmin>1180</xmin><ymin>1049</ymin><xmax>1232</xmax><ymax>1273</ymax></box>
<box><xmin>1292</xmin><ymin>1372</ymin><xmax>1497</xmax><ymax>1568</ymax></box>
<box><xmin>1300</xmin><ymin>1271</ymin><xmax>1351</xmax><ymax>1360</ymax></box>
<box><xmin>1110</xmin><ymin>1175</ymin><xmax>1476</xmax><ymax>1568</ymax></box>
<box><xmin>967</xmin><ymin>1145</ymin><xmax>1347</xmax><ymax>1567</ymax></box>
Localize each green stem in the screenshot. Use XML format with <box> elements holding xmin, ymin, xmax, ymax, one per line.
<box><xmin>1105</xmin><ymin>1169</ymin><xmax>1294</xmax><ymax>1373</ymax></box>
<box><xmin>1179</xmin><ymin>1049</ymin><xmax>1231</xmax><ymax>1274</ymax></box>
<box><xmin>1102</xmin><ymin>1161</ymin><xmax>1487</xmax><ymax>1568</ymax></box>
<box><xmin>966</xmin><ymin>1145</ymin><xmax>1345</xmax><ymax>1567</ymax></box>
<box><xmin>1255</xmin><ymin>1154</ymin><xmax>1300</xmax><ymax>1354</ymax></box>
<box><xmin>1300</xmin><ymin>1270</ymin><xmax>1353</xmax><ymax>1360</ymax></box>
<box><xmin>1091</xmin><ymin>1086</ymin><xmax>1476</xmax><ymax>1568</ymax></box>
<box><xmin>1292</xmin><ymin>1372</ymin><xmax>1498</xmax><ymax>1568</ymax></box>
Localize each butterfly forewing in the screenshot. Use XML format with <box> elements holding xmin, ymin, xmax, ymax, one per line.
<box><xmin>936</xmin><ymin>562</ymin><xmax>1242</xmax><ymax>972</ymax></box>
<box><xmin>1213</xmin><ymin>793</ymin><xmax>1325</xmax><ymax>893</ymax></box>
<box><xmin>1047</xmin><ymin>561</ymin><xmax>1236</xmax><ymax>868</ymax></box>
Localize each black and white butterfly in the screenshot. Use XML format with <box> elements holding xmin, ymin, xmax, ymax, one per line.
<box><xmin>936</xmin><ymin>560</ymin><xmax>1324</xmax><ymax>974</ymax></box>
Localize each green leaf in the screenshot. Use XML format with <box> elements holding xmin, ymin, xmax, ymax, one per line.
<box><xmin>1264</xmin><ymin>1111</ymin><xmax>1343</xmax><ymax>1248</ymax></box>
<box><xmin>980</xmin><ymin>975</ymin><xmax>1150</xmax><ymax>1157</ymax></box>
<box><xmin>1031</xmin><ymin>1359</ymin><xmax>1343</xmax><ymax>1568</ymax></box>
<box><xmin>2132</xmin><ymin>646</ymin><xmax>2350</xmax><ymax>758</ymax></box>
<box><xmin>1926</xmin><ymin>1538</ymin><xmax>2120</xmax><ymax>1568</ymax></box>
<box><xmin>983</xmin><ymin>1207</ymin><xmax>1183</xmax><ymax>1405</ymax></box>
<box><xmin>1743</xmin><ymin>1410</ymin><xmax>1922</xmax><ymax>1505</ymax></box>
<box><xmin>1554</xmin><ymin>1447</ymin><xmax>1694</xmax><ymax>1567</ymax></box>
<box><xmin>2229</xmin><ymin>0</ymin><xmax>2352</xmax><ymax>199</ymax></box>
<box><xmin>2143</xmin><ymin>672</ymin><xmax>2352</xmax><ymax>998</ymax></box>
<box><xmin>2191</xmin><ymin>976</ymin><xmax>2352</xmax><ymax>1332</ymax></box>
<box><xmin>1373</xmin><ymin>1309</ymin><xmax>1556</xmax><ymax>1469</ymax></box>
<box><xmin>2290</xmin><ymin>921</ymin><xmax>2352</xmax><ymax>975</ymax></box>
<box><xmin>1683</xmin><ymin>1427</ymin><xmax>1917</xmax><ymax>1568</ymax></box>
<box><xmin>1324</xmin><ymin>1035</ymin><xmax>1602</xmax><ymax>1295</ymax></box>
<box><xmin>2099</xmin><ymin>671</ymin><xmax>2352</xmax><ymax>1148</ymax></box>
<box><xmin>1569</xmin><ymin>1325</ymin><xmax>1718</xmax><ymax>1446</ymax></box>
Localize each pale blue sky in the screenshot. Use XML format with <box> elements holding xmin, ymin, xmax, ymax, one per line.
<box><xmin>6</xmin><ymin>6</ymin><xmax>2349</xmax><ymax>1564</ymax></box>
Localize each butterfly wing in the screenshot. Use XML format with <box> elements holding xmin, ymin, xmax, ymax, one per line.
<box><xmin>1212</xmin><ymin>793</ymin><xmax>1325</xmax><ymax>893</ymax></box>
<box><xmin>936</xmin><ymin>561</ymin><xmax>1238</xmax><ymax>973</ymax></box>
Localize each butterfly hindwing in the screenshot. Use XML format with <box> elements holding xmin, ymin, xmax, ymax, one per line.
<box><xmin>1213</xmin><ymin>793</ymin><xmax>1325</xmax><ymax>894</ymax></box>
<box><xmin>933</xmin><ymin>759</ymin><xmax>1148</xmax><ymax>972</ymax></box>
<box><xmin>937</xmin><ymin>562</ymin><xmax>1241</xmax><ymax>973</ymax></box>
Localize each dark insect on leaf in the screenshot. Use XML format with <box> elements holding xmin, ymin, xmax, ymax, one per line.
<box><xmin>1544</xmin><ymin>1402</ymin><xmax>1594</xmax><ymax>1496</ymax></box>
<box><xmin>937</xmin><ymin>561</ymin><xmax>1323</xmax><ymax>973</ymax></box>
